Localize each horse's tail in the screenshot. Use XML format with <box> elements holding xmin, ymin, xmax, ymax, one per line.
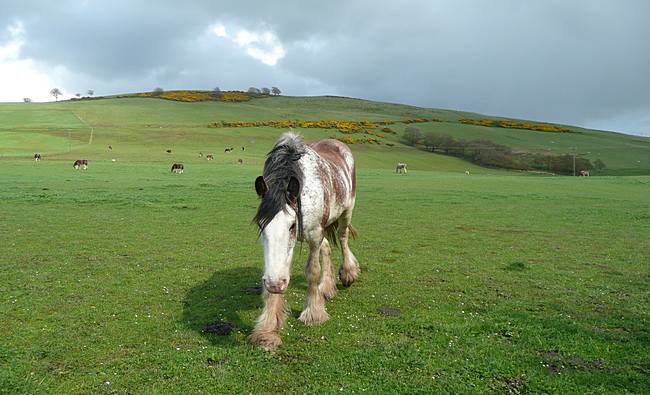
<box><xmin>324</xmin><ymin>221</ymin><xmax>358</xmax><ymax>246</ymax></box>
<box><xmin>347</xmin><ymin>224</ymin><xmax>358</xmax><ymax>240</ymax></box>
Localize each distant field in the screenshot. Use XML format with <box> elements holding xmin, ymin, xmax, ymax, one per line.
<box><xmin>1</xmin><ymin>96</ymin><xmax>649</xmax><ymax>174</ymax></box>
<box><xmin>1</xmin><ymin>96</ymin><xmax>649</xmax><ymax>393</ymax></box>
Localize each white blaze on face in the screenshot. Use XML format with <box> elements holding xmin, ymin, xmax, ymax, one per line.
<box><xmin>261</xmin><ymin>207</ymin><xmax>297</xmax><ymax>292</ymax></box>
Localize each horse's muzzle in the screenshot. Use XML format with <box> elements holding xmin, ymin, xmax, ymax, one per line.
<box><xmin>263</xmin><ymin>277</ymin><xmax>289</xmax><ymax>294</ymax></box>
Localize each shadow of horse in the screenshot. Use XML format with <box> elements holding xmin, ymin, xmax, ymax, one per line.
<box><xmin>181</xmin><ymin>265</ymin><xmax>311</xmax><ymax>346</ymax></box>
<box><xmin>181</xmin><ymin>266</ymin><xmax>263</xmax><ymax>346</ymax></box>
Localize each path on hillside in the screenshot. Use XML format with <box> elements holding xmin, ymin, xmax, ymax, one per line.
<box><xmin>73</xmin><ymin>112</ymin><xmax>94</xmax><ymax>145</ymax></box>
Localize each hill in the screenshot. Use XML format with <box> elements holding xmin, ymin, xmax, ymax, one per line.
<box><xmin>1</xmin><ymin>93</ymin><xmax>649</xmax><ymax>175</ymax></box>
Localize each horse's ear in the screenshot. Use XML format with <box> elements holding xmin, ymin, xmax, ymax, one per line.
<box><xmin>255</xmin><ymin>176</ymin><xmax>268</xmax><ymax>198</ymax></box>
<box><xmin>287</xmin><ymin>176</ymin><xmax>300</xmax><ymax>204</ymax></box>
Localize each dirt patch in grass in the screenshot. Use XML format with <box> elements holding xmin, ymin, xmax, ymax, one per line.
<box><xmin>203</xmin><ymin>320</ymin><xmax>234</xmax><ymax>336</ymax></box>
<box><xmin>377</xmin><ymin>307</ymin><xmax>401</xmax><ymax>317</ymax></box>
<box><xmin>541</xmin><ymin>350</ymin><xmax>606</xmax><ymax>375</ymax></box>
<box><xmin>491</xmin><ymin>375</ymin><xmax>527</xmax><ymax>394</ymax></box>
<box><xmin>206</xmin><ymin>356</ymin><xmax>229</xmax><ymax>368</ymax></box>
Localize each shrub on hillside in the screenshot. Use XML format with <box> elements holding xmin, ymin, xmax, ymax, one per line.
<box><xmin>460</xmin><ymin>118</ymin><xmax>572</xmax><ymax>133</ymax></box>
<box><xmin>419</xmin><ymin>132</ymin><xmax>593</xmax><ymax>175</ymax></box>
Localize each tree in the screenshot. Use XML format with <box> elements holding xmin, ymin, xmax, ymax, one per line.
<box><xmin>23</xmin><ymin>98</ymin><xmax>31</xmax><ymax>103</ymax></box>
<box><xmin>261</xmin><ymin>87</ymin><xmax>271</xmax><ymax>95</ymax></box>
<box><xmin>50</xmin><ymin>88</ymin><xmax>62</xmax><ymax>101</ymax></box>
<box><xmin>75</xmin><ymin>93</ymin><xmax>81</xmax><ymax>98</ymax></box>
<box><xmin>212</xmin><ymin>86</ymin><xmax>223</xmax><ymax>99</ymax></box>
<box><xmin>87</xmin><ymin>89</ymin><xmax>94</xmax><ymax>97</ymax></box>
<box><xmin>247</xmin><ymin>87</ymin><xmax>261</xmax><ymax>94</ymax></box>
<box><xmin>271</xmin><ymin>86</ymin><xmax>281</xmax><ymax>95</ymax></box>
<box><xmin>402</xmin><ymin>126</ymin><xmax>422</xmax><ymax>146</ymax></box>
<box><xmin>423</xmin><ymin>132</ymin><xmax>441</xmax><ymax>152</ymax></box>
<box><xmin>152</xmin><ymin>87</ymin><xmax>164</xmax><ymax>96</ymax></box>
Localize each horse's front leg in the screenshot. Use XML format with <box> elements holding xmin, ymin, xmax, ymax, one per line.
<box><xmin>299</xmin><ymin>239</ymin><xmax>329</xmax><ymax>325</ymax></box>
<box><xmin>249</xmin><ymin>290</ymin><xmax>287</xmax><ymax>351</ymax></box>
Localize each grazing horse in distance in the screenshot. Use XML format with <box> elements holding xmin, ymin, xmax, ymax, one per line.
<box><xmin>224</xmin><ymin>147</ymin><xmax>234</xmax><ymax>153</ymax></box>
<box><xmin>166</xmin><ymin>149</ymin><xmax>172</xmax><ymax>154</ymax></box>
<box><xmin>171</xmin><ymin>163</ymin><xmax>184</xmax><ymax>173</ymax></box>
<box><xmin>465</xmin><ymin>170</ymin><xmax>470</xmax><ymax>175</ymax></box>
<box><xmin>242</xmin><ymin>146</ymin><xmax>245</xmax><ymax>151</ymax></box>
<box><xmin>108</xmin><ymin>145</ymin><xmax>113</xmax><ymax>151</ymax></box>
<box><xmin>579</xmin><ymin>170</ymin><xmax>590</xmax><ymax>176</ymax></box>
<box><xmin>73</xmin><ymin>159</ymin><xmax>88</xmax><ymax>170</ymax></box>
<box><xmin>206</xmin><ymin>154</ymin><xmax>214</xmax><ymax>161</ymax></box>
<box><xmin>199</xmin><ymin>152</ymin><xmax>203</xmax><ymax>157</ymax></box>
<box><xmin>34</xmin><ymin>153</ymin><xmax>41</xmax><ymax>161</ymax></box>
<box><xmin>250</xmin><ymin>132</ymin><xmax>359</xmax><ymax>351</ymax></box>
<box><xmin>396</xmin><ymin>162</ymin><xmax>407</xmax><ymax>174</ymax></box>
<box><xmin>237</xmin><ymin>158</ymin><xmax>243</xmax><ymax>164</ymax></box>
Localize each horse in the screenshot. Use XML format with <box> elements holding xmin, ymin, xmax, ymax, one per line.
<box><xmin>250</xmin><ymin>132</ymin><xmax>359</xmax><ymax>351</ymax></box>
<box><xmin>579</xmin><ymin>170</ymin><xmax>590</xmax><ymax>177</ymax></box>
<box><xmin>34</xmin><ymin>153</ymin><xmax>41</xmax><ymax>161</ymax></box>
<box><xmin>206</xmin><ymin>154</ymin><xmax>214</xmax><ymax>161</ymax></box>
<box><xmin>465</xmin><ymin>170</ymin><xmax>470</xmax><ymax>175</ymax></box>
<box><xmin>396</xmin><ymin>162</ymin><xmax>407</xmax><ymax>174</ymax></box>
<box><xmin>171</xmin><ymin>163</ymin><xmax>184</xmax><ymax>173</ymax></box>
<box><xmin>73</xmin><ymin>159</ymin><xmax>88</xmax><ymax>170</ymax></box>
<box><xmin>237</xmin><ymin>158</ymin><xmax>243</xmax><ymax>164</ymax></box>
<box><xmin>166</xmin><ymin>149</ymin><xmax>172</xmax><ymax>154</ymax></box>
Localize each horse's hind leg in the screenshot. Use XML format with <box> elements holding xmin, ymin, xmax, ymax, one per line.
<box><xmin>319</xmin><ymin>238</ymin><xmax>337</xmax><ymax>301</ymax></box>
<box><xmin>338</xmin><ymin>209</ymin><xmax>360</xmax><ymax>287</ymax></box>
<box><xmin>299</xmin><ymin>239</ymin><xmax>329</xmax><ymax>325</ymax></box>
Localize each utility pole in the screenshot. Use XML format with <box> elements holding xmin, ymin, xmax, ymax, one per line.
<box><xmin>572</xmin><ymin>147</ymin><xmax>576</xmax><ymax>176</ymax></box>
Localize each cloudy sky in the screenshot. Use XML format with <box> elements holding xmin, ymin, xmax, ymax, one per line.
<box><xmin>1</xmin><ymin>1</ymin><xmax>649</xmax><ymax>136</ymax></box>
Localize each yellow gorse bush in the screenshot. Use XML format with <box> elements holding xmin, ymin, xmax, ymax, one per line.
<box><xmin>460</xmin><ymin>118</ymin><xmax>572</xmax><ymax>133</ymax></box>
<box><xmin>127</xmin><ymin>90</ymin><xmax>251</xmax><ymax>102</ymax></box>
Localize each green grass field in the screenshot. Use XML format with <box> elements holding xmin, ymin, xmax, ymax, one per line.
<box><xmin>1</xmin><ymin>96</ymin><xmax>649</xmax><ymax>393</ymax></box>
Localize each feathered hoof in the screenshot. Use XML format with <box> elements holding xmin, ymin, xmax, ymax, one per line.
<box><xmin>339</xmin><ymin>265</ymin><xmax>360</xmax><ymax>288</ymax></box>
<box><xmin>248</xmin><ymin>331</ymin><xmax>282</xmax><ymax>351</ymax></box>
<box><xmin>319</xmin><ymin>282</ymin><xmax>338</xmax><ymax>301</ymax></box>
<box><xmin>299</xmin><ymin>306</ymin><xmax>330</xmax><ymax>326</ymax></box>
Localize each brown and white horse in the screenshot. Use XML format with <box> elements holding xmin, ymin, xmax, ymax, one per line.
<box><xmin>206</xmin><ymin>154</ymin><xmax>214</xmax><ymax>161</ymax></box>
<box><xmin>396</xmin><ymin>162</ymin><xmax>407</xmax><ymax>173</ymax></box>
<box><xmin>171</xmin><ymin>163</ymin><xmax>184</xmax><ymax>173</ymax></box>
<box><xmin>250</xmin><ymin>132</ymin><xmax>359</xmax><ymax>351</ymax></box>
<box><xmin>73</xmin><ymin>159</ymin><xmax>88</xmax><ymax>170</ymax></box>
<box><xmin>34</xmin><ymin>153</ymin><xmax>41</xmax><ymax>161</ymax></box>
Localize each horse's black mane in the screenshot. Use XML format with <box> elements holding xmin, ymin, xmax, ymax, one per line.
<box><xmin>254</xmin><ymin>133</ymin><xmax>306</xmax><ymax>237</ymax></box>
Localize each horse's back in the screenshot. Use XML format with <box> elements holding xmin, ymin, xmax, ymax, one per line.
<box><xmin>306</xmin><ymin>138</ymin><xmax>356</xmax><ymax>206</ymax></box>
<box><xmin>307</xmin><ymin>139</ymin><xmax>355</xmax><ymax>174</ymax></box>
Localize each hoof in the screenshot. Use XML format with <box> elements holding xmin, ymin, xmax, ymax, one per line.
<box><xmin>319</xmin><ymin>282</ymin><xmax>338</xmax><ymax>301</ymax></box>
<box><xmin>299</xmin><ymin>306</ymin><xmax>330</xmax><ymax>326</ymax></box>
<box><xmin>248</xmin><ymin>331</ymin><xmax>282</xmax><ymax>351</ymax></box>
<box><xmin>339</xmin><ymin>265</ymin><xmax>360</xmax><ymax>288</ymax></box>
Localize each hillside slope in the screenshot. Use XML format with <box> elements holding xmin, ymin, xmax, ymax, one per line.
<box><xmin>1</xmin><ymin>95</ymin><xmax>648</xmax><ymax>174</ymax></box>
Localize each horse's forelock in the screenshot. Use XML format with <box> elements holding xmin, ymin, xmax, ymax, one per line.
<box><xmin>254</xmin><ymin>133</ymin><xmax>306</xmax><ymax>237</ymax></box>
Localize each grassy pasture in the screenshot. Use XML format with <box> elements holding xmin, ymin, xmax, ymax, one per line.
<box><xmin>1</xmin><ymin>96</ymin><xmax>649</xmax><ymax>393</ymax></box>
